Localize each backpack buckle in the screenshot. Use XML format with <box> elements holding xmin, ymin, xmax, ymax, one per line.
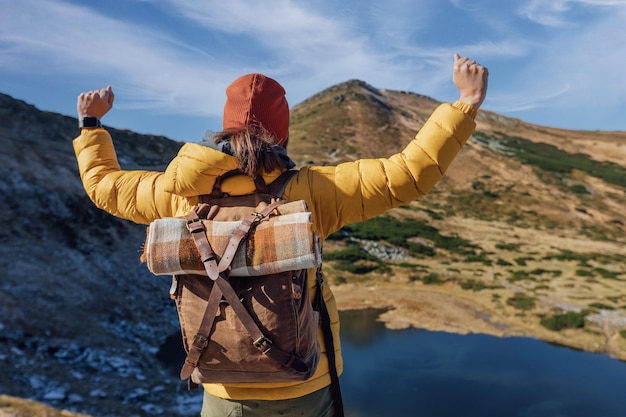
<box><xmin>193</xmin><ymin>333</ymin><xmax>209</xmax><ymax>349</ymax></box>
<box><xmin>251</xmin><ymin>212</ymin><xmax>265</xmax><ymax>223</ymax></box>
<box><xmin>253</xmin><ymin>336</ymin><xmax>273</xmax><ymax>352</ymax></box>
<box><xmin>186</xmin><ymin>217</ymin><xmax>205</xmax><ymax>233</ymax></box>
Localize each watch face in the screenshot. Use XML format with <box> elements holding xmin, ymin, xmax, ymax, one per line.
<box><xmin>80</xmin><ymin>117</ymin><xmax>101</xmax><ymax>128</ymax></box>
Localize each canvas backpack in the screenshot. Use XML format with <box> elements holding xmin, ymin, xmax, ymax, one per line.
<box><xmin>143</xmin><ymin>169</ymin><xmax>325</xmax><ymax>386</ymax></box>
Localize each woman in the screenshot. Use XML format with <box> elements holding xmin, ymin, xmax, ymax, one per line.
<box><xmin>73</xmin><ymin>54</ymin><xmax>488</xmax><ymax>416</ymax></box>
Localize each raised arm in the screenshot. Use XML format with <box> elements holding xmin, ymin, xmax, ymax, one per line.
<box><xmin>73</xmin><ymin>86</ymin><xmax>194</xmax><ymax>224</ymax></box>
<box><xmin>285</xmin><ymin>54</ymin><xmax>489</xmax><ymax>238</ymax></box>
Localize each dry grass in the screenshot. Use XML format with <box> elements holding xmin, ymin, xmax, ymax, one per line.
<box><xmin>0</xmin><ymin>395</ymin><xmax>92</xmax><ymax>417</ymax></box>
<box><xmin>329</xmin><ymin>210</ymin><xmax>626</xmax><ymax>361</ymax></box>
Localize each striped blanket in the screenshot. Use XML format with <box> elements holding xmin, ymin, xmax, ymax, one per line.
<box><xmin>143</xmin><ymin>209</ymin><xmax>322</xmax><ymax>277</ymax></box>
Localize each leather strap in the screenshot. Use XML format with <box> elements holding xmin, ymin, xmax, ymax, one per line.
<box><xmin>315</xmin><ymin>268</ymin><xmax>345</xmax><ymax>417</ymax></box>
<box><xmin>208</xmin><ymin>169</ymin><xmax>268</xmax><ymax>198</ymax></box>
<box><xmin>267</xmin><ymin>169</ymin><xmax>298</xmax><ymax>197</ymax></box>
<box><xmin>216</xmin><ymin>199</ymin><xmax>285</xmax><ymax>274</ymax></box>
<box><xmin>203</xmin><ymin>169</ymin><xmax>298</xmax><ymax>202</ymax></box>
<box><xmin>180</xmin><ymin>212</ymin><xmax>223</xmax><ymax>380</ymax></box>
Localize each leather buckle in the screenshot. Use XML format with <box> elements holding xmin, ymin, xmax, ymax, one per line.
<box><xmin>193</xmin><ymin>333</ymin><xmax>209</xmax><ymax>349</ymax></box>
<box><xmin>253</xmin><ymin>336</ymin><xmax>272</xmax><ymax>352</ymax></box>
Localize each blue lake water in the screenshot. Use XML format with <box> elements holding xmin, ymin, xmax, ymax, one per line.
<box><xmin>339</xmin><ymin>309</ymin><xmax>626</xmax><ymax>417</ymax></box>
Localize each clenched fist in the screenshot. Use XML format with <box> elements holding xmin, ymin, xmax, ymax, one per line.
<box><xmin>77</xmin><ymin>86</ymin><xmax>115</xmax><ymax>120</ymax></box>
<box><xmin>453</xmin><ymin>54</ymin><xmax>489</xmax><ymax>110</ymax></box>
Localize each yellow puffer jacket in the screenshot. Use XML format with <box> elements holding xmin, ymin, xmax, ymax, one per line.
<box><xmin>73</xmin><ymin>100</ymin><xmax>476</xmax><ymax>400</ymax></box>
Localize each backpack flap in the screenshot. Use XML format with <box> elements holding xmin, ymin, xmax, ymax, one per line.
<box><xmin>143</xmin><ymin>199</ymin><xmax>321</xmax><ymax>277</ymax></box>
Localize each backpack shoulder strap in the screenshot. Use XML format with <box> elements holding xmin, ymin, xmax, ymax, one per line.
<box><xmin>201</xmin><ymin>169</ymin><xmax>297</xmax><ymax>203</ymax></box>
<box><xmin>208</xmin><ymin>169</ymin><xmax>269</xmax><ymax>198</ymax></box>
<box><xmin>267</xmin><ymin>169</ymin><xmax>299</xmax><ymax>198</ymax></box>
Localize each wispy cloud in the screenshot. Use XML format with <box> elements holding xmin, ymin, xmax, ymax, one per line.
<box><xmin>495</xmin><ymin>1</ymin><xmax>626</xmax><ymax>116</ymax></box>
<box><xmin>2</xmin><ymin>0</ymin><xmax>624</xmax><ymax>132</ymax></box>
<box><xmin>0</xmin><ymin>0</ymin><xmax>513</xmax><ymax>118</ymax></box>
<box><xmin>517</xmin><ymin>0</ymin><xmax>626</xmax><ymax>26</ymax></box>
<box><xmin>0</xmin><ymin>0</ymin><xmax>233</xmax><ymax>115</ymax></box>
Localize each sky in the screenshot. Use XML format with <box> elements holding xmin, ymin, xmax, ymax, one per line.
<box><xmin>1</xmin><ymin>0</ymin><xmax>625</xmax><ymax>143</ymax></box>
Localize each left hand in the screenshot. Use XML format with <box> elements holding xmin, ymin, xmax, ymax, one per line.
<box><xmin>77</xmin><ymin>86</ymin><xmax>114</xmax><ymax>119</ymax></box>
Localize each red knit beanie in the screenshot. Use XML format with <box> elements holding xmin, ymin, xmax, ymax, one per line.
<box><xmin>222</xmin><ymin>73</ymin><xmax>289</xmax><ymax>145</ymax></box>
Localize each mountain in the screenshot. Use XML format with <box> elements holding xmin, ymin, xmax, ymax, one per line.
<box><xmin>0</xmin><ymin>81</ymin><xmax>625</xmax><ymax>417</ymax></box>
<box><xmin>0</xmin><ymin>93</ymin><xmax>192</xmax><ymax>417</ymax></box>
<box><xmin>290</xmin><ymin>80</ymin><xmax>626</xmax><ymax>237</ymax></box>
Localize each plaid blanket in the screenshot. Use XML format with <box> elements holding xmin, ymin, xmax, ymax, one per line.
<box><xmin>144</xmin><ymin>210</ymin><xmax>321</xmax><ymax>277</ymax></box>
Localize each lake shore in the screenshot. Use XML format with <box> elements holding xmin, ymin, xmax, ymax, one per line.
<box><xmin>332</xmin><ymin>280</ymin><xmax>626</xmax><ymax>362</ymax></box>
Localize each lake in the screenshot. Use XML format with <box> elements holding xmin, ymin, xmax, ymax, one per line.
<box><xmin>339</xmin><ymin>309</ymin><xmax>626</xmax><ymax>417</ymax></box>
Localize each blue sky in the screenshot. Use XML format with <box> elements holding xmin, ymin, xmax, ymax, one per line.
<box><xmin>1</xmin><ymin>0</ymin><xmax>625</xmax><ymax>143</ymax></box>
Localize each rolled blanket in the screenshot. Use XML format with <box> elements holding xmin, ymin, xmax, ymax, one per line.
<box><xmin>143</xmin><ymin>209</ymin><xmax>322</xmax><ymax>277</ymax></box>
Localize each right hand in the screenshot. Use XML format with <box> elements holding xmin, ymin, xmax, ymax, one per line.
<box><xmin>453</xmin><ymin>54</ymin><xmax>488</xmax><ymax>110</ymax></box>
<box><xmin>77</xmin><ymin>86</ymin><xmax>114</xmax><ymax>119</ymax></box>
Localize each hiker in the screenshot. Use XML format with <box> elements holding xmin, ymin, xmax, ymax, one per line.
<box><xmin>73</xmin><ymin>53</ymin><xmax>488</xmax><ymax>417</ymax></box>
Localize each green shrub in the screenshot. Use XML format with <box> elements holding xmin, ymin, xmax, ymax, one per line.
<box><xmin>465</xmin><ymin>252</ymin><xmax>492</xmax><ymax>265</ymax></box>
<box><xmin>425</xmin><ymin>209</ymin><xmax>444</xmax><ymax>220</ymax></box>
<box><xmin>339</xmin><ymin>215</ymin><xmax>477</xmax><ymax>255</ymax></box>
<box><xmin>396</xmin><ymin>262</ymin><xmax>423</xmax><ymax>270</ymax></box>
<box><xmin>589</xmin><ymin>302</ymin><xmax>615</xmax><ymax>310</ymax></box>
<box><xmin>509</xmin><ymin>270</ymin><xmax>535</xmax><ymax>282</ymax></box>
<box><xmin>324</xmin><ymin>244</ymin><xmax>378</xmax><ymax>262</ymax></box>
<box><xmin>422</xmin><ymin>273</ymin><xmax>445</xmax><ymax>285</ymax></box>
<box><xmin>594</xmin><ymin>268</ymin><xmax>620</xmax><ymax>280</ymax></box>
<box><xmin>576</xmin><ymin>269</ymin><xmax>594</xmax><ymax>277</ymax></box>
<box><xmin>507</xmin><ymin>293</ymin><xmax>536</xmax><ymax>310</ymax></box>
<box><xmin>620</xmin><ymin>330</ymin><xmax>626</xmax><ymax>339</ymax></box>
<box><xmin>544</xmin><ymin>251</ymin><xmax>592</xmax><ymax>266</ymax></box>
<box><xmin>540</xmin><ymin>311</ymin><xmax>587</xmax><ymax>331</ymax></box>
<box><xmin>459</xmin><ymin>279</ymin><xmax>499</xmax><ymax>292</ymax></box>
<box><xmin>514</xmin><ymin>257</ymin><xmax>529</xmax><ymax>266</ymax></box>
<box><xmin>496</xmin><ymin>243</ymin><xmax>522</xmax><ymax>251</ymax></box>
<box><xmin>408</xmin><ymin>242</ymin><xmax>436</xmax><ymax>257</ymax></box>
<box><xmin>496</xmin><ymin>258</ymin><xmax>513</xmax><ymax>266</ymax></box>
<box><xmin>570</xmin><ymin>184</ymin><xmax>591</xmax><ymax>194</ymax></box>
<box><xmin>530</xmin><ymin>268</ymin><xmax>562</xmax><ymax>277</ymax></box>
<box><xmin>376</xmin><ymin>264</ymin><xmax>393</xmax><ymax>274</ymax></box>
<box><xmin>333</xmin><ymin>276</ymin><xmax>347</xmax><ymax>285</ymax></box>
<box><xmin>473</xmin><ymin>132</ymin><xmax>626</xmax><ymax>189</ymax></box>
<box><xmin>333</xmin><ymin>260</ymin><xmax>378</xmax><ymax>274</ymax></box>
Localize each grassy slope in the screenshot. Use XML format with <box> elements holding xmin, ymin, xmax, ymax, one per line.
<box><xmin>288</xmin><ymin>80</ymin><xmax>626</xmax><ymax>360</ymax></box>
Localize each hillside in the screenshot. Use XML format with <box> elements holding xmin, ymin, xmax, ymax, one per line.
<box><xmin>289</xmin><ymin>80</ymin><xmax>626</xmax><ymax>361</ymax></box>
<box><xmin>0</xmin><ymin>83</ymin><xmax>625</xmax><ymax>416</ymax></box>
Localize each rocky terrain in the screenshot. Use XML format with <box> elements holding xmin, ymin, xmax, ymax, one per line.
<box><xmin>0</xmin><ymin>93</ymin><xmax>198</xmax><ymax>416</ymax></box>
<box><xmin>0</xmin><ymin>80</ymin><xmax>625</xmax><ymax>417</ymax></box>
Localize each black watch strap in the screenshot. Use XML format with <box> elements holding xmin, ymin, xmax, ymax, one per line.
<box><xmin>79</xmin><ymin>117</ymin><xmax>101</xmax><ymax>129</ymax></box>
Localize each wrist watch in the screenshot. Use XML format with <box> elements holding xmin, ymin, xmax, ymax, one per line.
<box><xmin>79</xmin><ymin>117</ymin><xmax>102</xmax><ymax>129</ymax></box>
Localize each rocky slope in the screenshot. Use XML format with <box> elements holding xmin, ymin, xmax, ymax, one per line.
<box><xmin>0</xmin><ymin>93</ymin><xmax>196</xmax><ymax>417</ymax></box>
<box><xmin>0</xmin><ymin>81</ymin><xmax>625</xmax><ymax>416</ymax></box>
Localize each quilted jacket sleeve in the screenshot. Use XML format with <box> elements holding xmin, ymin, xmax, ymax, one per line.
<box><xmin>283</xmin><ymin>101</ymin><xmax>476</xmax><ymax>238</ymax></box>
<box><xmin>72</xmin><ymin>129</ymin><xmax>196</xmax><ymax>224</ymax></box>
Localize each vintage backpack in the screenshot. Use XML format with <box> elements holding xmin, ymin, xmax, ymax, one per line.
<box><xmin>142</xmin><ymin>169</ymin><xmax>324</xmax><ymax>386</ymax></box>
